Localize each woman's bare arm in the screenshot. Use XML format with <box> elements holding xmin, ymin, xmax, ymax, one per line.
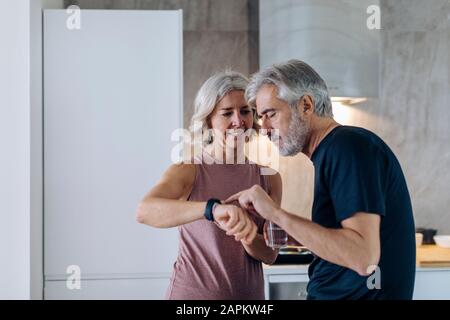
<box><xmin>136</xmin><ymin>163</ymin><xmax>259</xmax><ymax>246</ymax></box>
<box><xmin>135</xmin><ymin>163</ymin><xmax>207</xmax><ymax>228</ymax></box>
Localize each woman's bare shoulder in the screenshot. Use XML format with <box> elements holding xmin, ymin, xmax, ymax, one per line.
<box><xmin>161</xmin><ymin>162</ymin><xmax>197</xmax><ymax>187</ymax></box>
<box><xmin>165</xmin><ymin>161</ymin><xmax>196</xmax><ymax>176</ymax></box>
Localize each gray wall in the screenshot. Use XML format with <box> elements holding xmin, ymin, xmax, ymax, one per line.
<box><xmin>346</xmin><ymin>0</ymin><xmax>450</xmax><ymax>233</ymax></box>
<box><xmin>66</xmin><ymin>0</ymin><xmax>259</xmax><ymax>128</ymax></box>
<box><xmin>381</xmin><ymin>0</ymin><xmax>450</xmax><ymax>233</ymax></box>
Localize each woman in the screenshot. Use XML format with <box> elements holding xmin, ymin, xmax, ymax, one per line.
<box><xmin>135</xmin><ymin>70</ymin><xmax>282</xmax><ymax>300</ymax></box>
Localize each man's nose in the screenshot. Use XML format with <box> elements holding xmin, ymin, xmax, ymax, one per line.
<box><xmin>261</xmin><ymin>117</ymin><xmax>271</xmax><ymax>130</ymax></box>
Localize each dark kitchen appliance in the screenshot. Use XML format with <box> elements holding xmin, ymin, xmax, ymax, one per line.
<box><xmin>416</xmin><ymin>228</ymin><xmax>438</xmax><ymax>245</ymax></box>
<box><xmin>273</xmin><ymin>246</ymin><xmax>315</xmax><ymax>265</ymax></box>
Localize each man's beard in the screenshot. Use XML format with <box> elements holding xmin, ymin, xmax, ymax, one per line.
<box><xmin>278</xmin><ymin>108</ymin><xmax>309</xmax><ymax>157</ymax></box>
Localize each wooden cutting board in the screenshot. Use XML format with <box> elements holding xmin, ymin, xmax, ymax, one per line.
<box><xmin>417</xmin><ymin>245</ymin><xmax>450</xmax><ymax>267</ymax></box>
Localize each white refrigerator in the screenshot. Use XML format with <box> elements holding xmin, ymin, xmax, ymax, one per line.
<box><xmin>43</xmin><ymin>9</ymin><xmax>182</xmax><ymax>299</ymax></box>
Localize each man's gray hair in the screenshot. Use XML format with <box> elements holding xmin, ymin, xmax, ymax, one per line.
<box><xmin>246</xmin><ymin>59</ymin><xmax>333</xmax><ymax>117</ymax></box>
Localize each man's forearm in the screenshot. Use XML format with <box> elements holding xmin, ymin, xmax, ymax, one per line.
<box><xmin>242</xmin><ymin>234</ymin><xmax>278</xmax><ymax>265</ymax></box>
<box><xmin>274</xmin><ymin>209</ymin><xmax>376</xmax><ymax>275</ymax></box>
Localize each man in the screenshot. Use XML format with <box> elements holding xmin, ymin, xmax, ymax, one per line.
<box><xmin>226</xmin><ymin>60</ymin><xmax>416</xmax><ymax>299</ymax></box>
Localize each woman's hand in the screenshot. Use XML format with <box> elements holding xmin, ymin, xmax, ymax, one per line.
<box><xmin>213</xmin><ymin>204</ymin><xmax>258</xmax><ymax>245</ymax></box>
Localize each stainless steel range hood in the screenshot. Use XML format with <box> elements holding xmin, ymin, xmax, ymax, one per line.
<box><xmin>260</xmin><ymin>0</ymin><xmax>380</xmax><ymax>104</ymax></box>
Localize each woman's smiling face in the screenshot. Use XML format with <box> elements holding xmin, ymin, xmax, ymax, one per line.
<box><xmin>208</xmin><ymin>90</ymin><xmax>254</xmax><ymax>147</ymax></box>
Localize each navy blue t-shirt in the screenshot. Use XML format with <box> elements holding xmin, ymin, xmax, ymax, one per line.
<box><xmin>307</xmin><ymin>126</ymin><xmax>416</xmax><ymax>300</ymax></box>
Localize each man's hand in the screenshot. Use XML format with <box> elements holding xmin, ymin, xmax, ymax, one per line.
<box><xmin>224</xmin><ymin>185</ymin><xmax>280</xmax><ymax>221</ymax></box>
<box><xmin>212</xmin><ymin>204</ymin><xmax>258</xmax><ymax>245</ymax></box>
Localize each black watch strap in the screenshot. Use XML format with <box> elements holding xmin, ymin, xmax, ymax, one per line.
<box><xmin>204</xmin><ymin>198</ymin><xmax>221</xmax><ymax>221</ymax></box>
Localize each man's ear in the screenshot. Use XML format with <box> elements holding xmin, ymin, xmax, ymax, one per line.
<box><xmin>297</xmin><ymin>95</ymin><xmax>314</xmax><ymax>116</ymax></box>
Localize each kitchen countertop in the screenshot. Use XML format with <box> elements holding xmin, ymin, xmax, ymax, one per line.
<box><xmin>263</xmin><ymin>245</ymin><xmax>450</xmax><ymax>274</ymax></box>
<box><xmin>417</xmin><ymin>244</ymin><xmax>450</xmax><ymax>268</ymax></box>
<box><xmin>263</xmin><ymin>264</ymin><xmax>309</xmax><ymax>274</ymax></box>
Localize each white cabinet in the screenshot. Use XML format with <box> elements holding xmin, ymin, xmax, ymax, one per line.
<box><xmin>263</xmin><ymin>265</ymin><xmax>309</xmax><ymax>300</ymax></box>
<box><xmin>414</xmin><ymin>268</ymin><xmax>450</xmax><ymax>300</ymax></box>
<box><xmin>43</xmin><ymin>10</ymin><xmax>182</xmax><ymax>299</ymax></box>
<box><xmin>45</xmin><ymin>276</ymin><xmax>171</xmax><ymax>300</ymax></box>
<box><xmin>264</xmin><ymin>265</ymin><xmax>450</xmax><ymax>300</ymax></box>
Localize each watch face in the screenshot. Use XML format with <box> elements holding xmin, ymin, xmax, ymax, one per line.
<box><xmin>205</xmin><ymin>199</ymin><xmax>220</xmax><ymax>221</ymax></box>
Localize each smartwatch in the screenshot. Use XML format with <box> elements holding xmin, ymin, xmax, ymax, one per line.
<box><xmin>204</xmin><ymin>198</ymin><xmax>221</xmax><ymax>221</ymax></box>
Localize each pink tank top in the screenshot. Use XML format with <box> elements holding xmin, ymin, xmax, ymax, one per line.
<box><xmin>165</xmin><ymin>161</ymin><xmax>270</xmax><ymax>300</ymax></box>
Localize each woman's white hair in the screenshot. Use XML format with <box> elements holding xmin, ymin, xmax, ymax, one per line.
<box><xmin>246</xmin><ymin>59</ymin><xmax>333</xmax><ymax>117</ymax></box>
<box><xmin>190</xmin><ymin>69</ymin><xmax>259</xmax><ymax>144</ymax></box>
